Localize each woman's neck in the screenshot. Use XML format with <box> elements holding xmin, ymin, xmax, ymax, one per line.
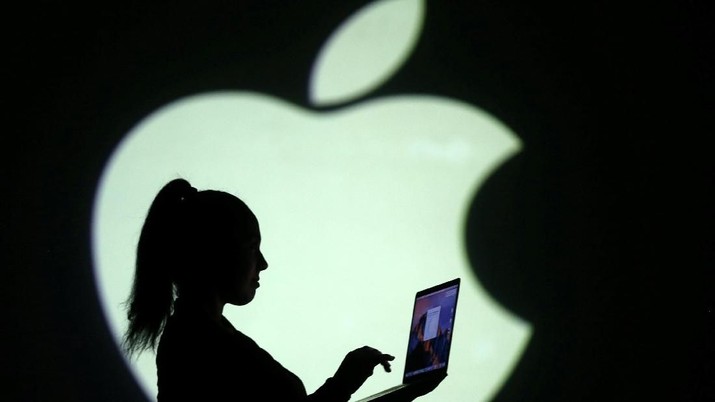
<box><xmin>177</xmin><ymin>291</ymin><xmax>225</xmax><ymax>323</ymax></box>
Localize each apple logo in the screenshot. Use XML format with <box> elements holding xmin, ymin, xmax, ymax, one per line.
<box><xmin>91</xmin><ymin>0</ymin><xmax>532</xmax><ymax>401</ymax></box>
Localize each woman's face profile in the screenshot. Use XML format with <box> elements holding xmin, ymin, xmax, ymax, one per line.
<box><xmin>219</xmin><ymin>219</ymin><xmax>269</xmax><ymax>306</ymax></box>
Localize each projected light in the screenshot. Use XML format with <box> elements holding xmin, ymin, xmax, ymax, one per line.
<box><xmin>91</xmin><ymin>1</ymin><xmax>532</xmax><ymax>401</ymax></box>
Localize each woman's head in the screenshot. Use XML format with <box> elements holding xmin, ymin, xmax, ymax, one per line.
<box><xmin>187</xmin><ymin>189</ymin><xmax>269</xmax><ymax>307</ymax></box>
<box><xmin>123</xmin><ymin>178</ymin><xmax>268</xmax><ymax>355</ymax></box>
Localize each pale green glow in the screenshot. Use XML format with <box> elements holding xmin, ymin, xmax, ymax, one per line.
<box><xmin>92</xmin><ymin>92</ymin><xmax>531</xmax><ymax>401</ymax></box>
<box><xmin>310</xmin><ymin>0</ymin><xmax>424</xmax><ymax>106</ymax></box>
<box><xmin>93</xmin><ymin>0</ymin><xmax>532</xmax><ymax>399</ymax></box>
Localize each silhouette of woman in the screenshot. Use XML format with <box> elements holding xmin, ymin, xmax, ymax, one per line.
<box><xmin>121</xmin><ymin>178</ymin><xmax>443</xmax><ymax>401</ymax></box>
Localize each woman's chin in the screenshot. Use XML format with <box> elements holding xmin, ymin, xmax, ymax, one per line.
<box><xmin>229</xmin><ymin>289</ymin><xmax>257</xmax><ymax>306</ymax></box>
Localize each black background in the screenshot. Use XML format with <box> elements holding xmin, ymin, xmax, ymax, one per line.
<box><xmin>5</xmin><ymin>1</ymin><xmax>712</xmax><ymax>401</ymax></box>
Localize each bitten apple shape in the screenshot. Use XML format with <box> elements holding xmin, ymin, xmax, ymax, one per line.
<box><xmin>92</xmin><ymin>1</ymin><xmax>532</xmax><ymax>401</ymax></box>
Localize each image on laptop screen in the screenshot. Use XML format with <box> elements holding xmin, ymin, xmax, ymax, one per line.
<box><xmin>403</xmin><ymin>279</ymin><xmax>460</xmax><ymax>381</ymax></box>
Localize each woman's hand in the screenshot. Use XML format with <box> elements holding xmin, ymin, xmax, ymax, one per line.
<box><xmin>332</xmin><ymin>346</ymin><xmax>395</xmax><ymax>394</ymax></box>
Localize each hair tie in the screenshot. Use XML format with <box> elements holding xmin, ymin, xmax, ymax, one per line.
<box><xmin>179</xmin><ymin>185</ymin><xmax>198</xmax><ymax>204</ymax></box>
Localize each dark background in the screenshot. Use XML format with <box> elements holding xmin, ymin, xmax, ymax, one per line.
<box><xmin>5</xmin><ymin>1</ymin><xmax>712</xmax><ymax>401</ymax></box>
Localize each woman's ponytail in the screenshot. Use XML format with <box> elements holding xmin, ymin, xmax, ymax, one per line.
<box><xmin>122</xmin><ymin>178</ymin><xmax>196</xmax><ymax>357</ymax></box>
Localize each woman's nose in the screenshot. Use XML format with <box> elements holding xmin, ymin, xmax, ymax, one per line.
<box><xmin>259</xmin><ymin>251</ymin><xmax>268</xmax><ymax>270</ymax></box>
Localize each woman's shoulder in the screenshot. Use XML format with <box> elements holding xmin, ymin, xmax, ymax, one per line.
<box><xmin>158</xmin><ymin>302</ymin><xmax>267</xmax><ymax>360</ymax></box>
<box><xmin>160</xmin><ymin>308</ymin><xmax>241</xmax><ymax>349</ymax></box>
<box><xmin>156</xmin><ymin>304</ymin><xmax>308</xmax><ymax>400</ymax></box>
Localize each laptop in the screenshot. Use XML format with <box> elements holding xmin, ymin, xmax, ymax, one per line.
<box><xmin>356</xmin><ymin>278</ymin><xmax>461</xmax><ymax>402</ymax></box>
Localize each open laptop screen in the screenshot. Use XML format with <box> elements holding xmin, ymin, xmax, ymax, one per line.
<box><xmin>403</xmin><ymin>278</ymin><xmax>460</xmax><ymax>382</ymax></box>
